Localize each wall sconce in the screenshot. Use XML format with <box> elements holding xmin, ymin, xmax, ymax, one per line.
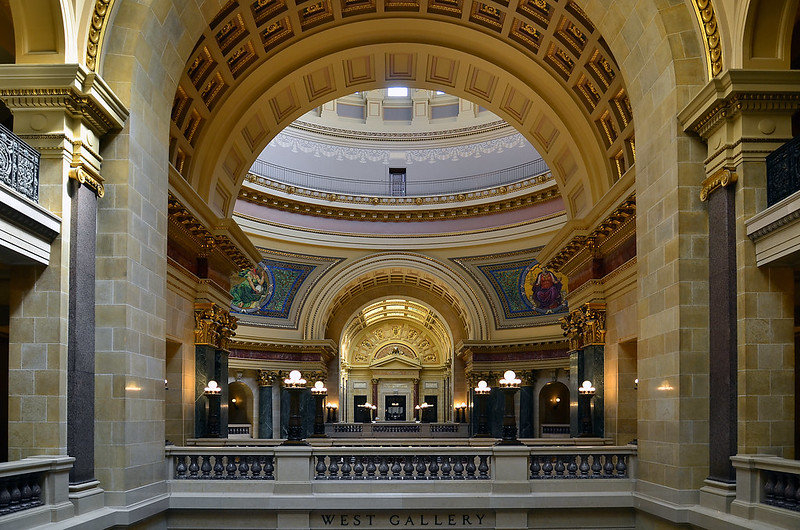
<box><xmin>634</xmin><ymin>378</ymin><xmax>639</xmax><ymax>390</ymax></box>
<box><xmin>230</xmin><ymin>397</ymin><xmax>239</xmax><ymax>409</ymax></box>
<box><xmin>552</xmin><ymin>397</ymin><xmax>561</xmax><ymax>408</ymax></box>
<box><xmin>164</xmin><ymin>379</ymin><xmax>168</xmax><ymax>391</ymax></box>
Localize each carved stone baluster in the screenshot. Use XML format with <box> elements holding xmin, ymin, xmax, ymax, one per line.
<box><xmin>366</xmin><ymin>457</ymin><xmax>377</xmax><ymax>478</ymax></box>
<box><xmin>530</xmin><ymin>456</ymin><xmax>540</xmax><ymax>479</ymax></box>
<box><xmin>264</xmin><ymin>456</ymin><xmax>275</xmax><ymax>480</ymax></box>
<box><xmin>784</xmin><ymin>474</ymin><xmax>797</xmax><ymax>509</ymax></box>
<box><xmin>401</xmin><ymin>457</ymin><xmax>413</xmax><ymax>479</ymax></box>
<box><xmin>341</xmin><ymin>457</ymin><xmax>352</xmax><ymax>480</ymax></box>
<box><xmin>378</xmin><ymin>457</ymin><xmax>389</xmax><ymax>479</ymax></box>
<box><xmin>328</xmin><ymin>457</ymin><xmax>340</xmax><ymax>479</ymax></box>
<box><xmin>250</xmin><ymin>456</ymin><xmax>262</xmax><ymax>479</ymax></box>
<box><xmin>175</xmin><ymin>456</ymin><xmax>187</xmax><ymax>479</ymax></box>
<box><xmin>616</xmin><ymin>454</ymin><xmax>627</xmax><ymax>477</ymax></box>
<box><xmin>213</xmin><ymin>456</ymin><xmax>224</xmax><ymax>479</ymax></box>
<box><xmin>238</xmin><ymin>456</ymin><xmax>250</xmax><ymax>478</ymax></box>
<box><xmin>18</xmin><ymin>478</ymin><xmax>31</xmax><ymax>508</ymax></box>
<box><xmin>567</xmin><ymin>456</ymin><xmax>578</xmax><ymax>478</ymax></box>
<box><xmin>453</xmin><ymin>456</ymin><xmax>465</xmax><ymax>480</ymax></box>
<box><xmin>226</xmin><ymin>456</ymin><xmax>237</xmax><ymax>479</ymax></box>
<box><xmin>774</xmin><ymin>473</ymin><xmax>787</xmax><ymax>507</ymax></box>
<box><xmin>415</xmin><ymin>457</ymin><xmax>427</xmax><ymax>479</ymax></box>
<box><xmin>542</xmin><ymin>458</ymin><xmax>553</xmax><ymax>478</ymax></box>
<box><xmin>441</xmin><ymin>457</ymin><xmax>452</xmax><ymax>479</ymax></box>
<box><xmin>579</xmin><ymin>455</ymin><xmax>590</xmax><ymax>478</ymax></box>
<box><xmin>0</xmin><ymin>480</ymin><xmax>11</xmax><ymax>512</ymax></box>
<box><xmin>604</xmin><ymin>455</ymin><xmax>615</xmax><ymax>477</ymax></box>
<box><xmin>9</xmin><ymin>479</ymin><xmax>20</xmax><ymax>509</ymax></box>
<box><xmin>429</xmin><ymin>457</ymin><xmax>440</xmax><ymax>479</ymax></box>
<box><xmin>478</xmin><ymin>455</ymin><xmax>489</xmax><ymax>480</ymax></box>
<box><xmin>200</xmin><ymin>455</ymin><xmax>212</xmax><ymax>479</ymax></box>
<box><xmin>353</xmin><ymin>456</ymin><xmax>364</xmax><ymax>479</ymax></box>
<box><xmin>763</xmin><ymin>471</ymin><xmax>776</xmax><ymax>505</ymax></box>
<box><xmin>189</xmin><ymin>456</ymin><xmax>200</xmax><ymax>479</ymax></box>
<box><xmin>555</xmin><ymin>457</ymin><xmax>565</xmax><ymax>477</ymax></box>
<box><xmin>29</xmin><ymin>476</ymin><xmax>41</xmax><ymax>507</ymax></box>
<box><xmin>391</xmin><ymin>458</ymin><xmax>402</xmax><ymax>479</ymax></box>
<box><xmin>316</xmin><ymin>456</ymin><xmax>328</xmax><ymax>479</ymax></box>
<box><xmin>591</xmin><ymin>455</ymin><xmax>602</xmax><ymax>477</ymax></box>
<box><xmin>465</xmin><ymin>456</ymin><xmax>477</xmax><ymax>479</ymax></box>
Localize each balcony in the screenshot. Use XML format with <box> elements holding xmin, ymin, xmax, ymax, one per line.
<box><xmin>0</xmin><ymin>123</ymin><xmax>60</xmax><ymax>265</ymax></box>
<box><xmin>747</xmin><ymin>134</ymin><xmax>800</xmax><ymax>266</ymax></box>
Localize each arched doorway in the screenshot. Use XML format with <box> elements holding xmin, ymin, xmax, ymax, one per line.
<box><xmin>228</xmin><ymin>381</ymin><xmax>254</xmax><ymax>437</ymax></box>
<box><xmin>539</xmin><ymin>381</ymin><xmax>569</xmax><ymax>437</ymax></box>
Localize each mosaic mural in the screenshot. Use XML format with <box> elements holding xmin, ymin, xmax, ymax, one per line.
<box><xmin>230</xmin><ymin>250</ymin><xmax>342</xmax><ymax>328</ymax></box>
<box><xmin>452</xmin><ymin>250</ymin><xmax>568</xmax><ymax>328</ymax></box>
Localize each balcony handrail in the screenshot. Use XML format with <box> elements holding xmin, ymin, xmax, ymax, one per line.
<box><xmin>766</xmin><ymin>134</ymin><xmax>800</xmax><ymax>207</ymax></box>
<box><xmin>0</xmin><ymin>122</ymin><xmax>40</xmax><ymax>203</ymax></box>
<box><xmin>248</xmin><ymin>157</ymin><xmax>550</xmax><ymax>197</ymax></box>
<box><xmin>0</xmin><ymin>455</ymin><xmax>74</xmax><ymax>521</ymax></box>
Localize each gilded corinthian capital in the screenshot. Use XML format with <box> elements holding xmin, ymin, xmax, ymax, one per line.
<box><xmin>194</xmin><ymin>302</ymin><xmax>239</xmax><ymax>351</ymax></box>
<box><xmin>559</xmin><ymin>303</ymin><xmax>606</xmax><ymax>352</ymax></box>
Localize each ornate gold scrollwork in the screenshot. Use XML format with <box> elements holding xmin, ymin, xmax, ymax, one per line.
<box><xmin>194</xmin><ymin>303</ymin><xmax>239</xmax><ymax>351</ymax></box>
<box><xmin>68</xmin><ymin>165</ymin><xmax>105</xmax><ymax>198</ymax></box>
<box><xmin>86</xmin><ymin>0</ymin><xmax>116</xmax><ymax>72</ymax></box>
<box><xmin>692</xmin><ymin>0</ymin><xmax>723</xmax><ymax>79</ymax></box>
<box><xmin>257</xmin><ymin>370</ymin><xmax>278</xmax><ymax>387</ymax></box>
<box><xmin>700</xmin><ymin>168</ymin><xmax>737</xmax><ymax>201</ymax></box>
<box><xmin>559</xmin><ymin>303</ymin><xmax>606</xmax><ymax>352</ymax></box>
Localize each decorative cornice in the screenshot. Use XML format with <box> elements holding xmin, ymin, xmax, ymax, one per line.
<box><xmin>194</xmin><ymin>302</ymin><xmax>238</xmax><ymax>352</ymax></box>
<box><xmin>559</xmin><ymin>303</ymin><xmax>606</xmax><ymax>352</ymax></box>
<box><xmin>692</xmin><ymin>0</ymin><xmax>723</xmax><ymax>79</ymax></box>
<box><xmin>68</xmin><ymin>165</ymin><xmax>104</xmax><ymax>198</ymax></box>
<box><xmin>86</xmin><ymin>0</ymin><xmax>116</xmax><ymax>72</ymax></box>
<box><xmin>168</xmin><ymin>192</ymin><xmax>253</xmax><ymax>271</ymax></box>
<box><xmin>239</xmin><ymin>178</ymin><xmax>560</xmax><ymax>222</ymax></box>
<box><xmin>243</xmin><ymin>170</ymin><xmax>554</xmax><ymax>208</ymax></box>
<box><xmin>287</xmin><ymin>119</ymin><xmax>513</xmax><ymax>143</ymax></box>
<box><xmin>230</xmin><ymin>339</ymin><xmax>337</xmax><ymax>359</ymax></box>
<box><xmin>545</xmin><ymin>197</ymin><xmax>636</xmax><ymax>272</ymax></box>
<box><xmin>747</xmin><ymin>210</ymin><xmax>800</xmax><ymax>242</ymax></box>
<box><xmin>700</xmin><ymin>167</ymin><xmax>736</xmax><ymax>201</ymax></box>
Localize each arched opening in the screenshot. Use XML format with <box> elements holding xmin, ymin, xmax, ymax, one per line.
<box><xmin>228</xmin><ymin>381</ymin><xmax>254</xmax><ymax>435</ymax></box>
<box><xmin>539</xmin><ymin>381</ymin><xmax>569</xmax><ymax>437</ymax></box>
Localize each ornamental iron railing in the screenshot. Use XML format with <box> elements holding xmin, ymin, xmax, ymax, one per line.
<box><xmin>0</xmin><ymin>123</ymin><xmax>40</xmax><ymax>203</ymax></box>
<box><xmin>766</xmin><ymin>134</ymin><xmax>800</xmax><ymax>207</ymax></box>
<box><xmin>249</xmin><ymin>157</ymin><xmax>549</xmax><ymax>197</ymax></box>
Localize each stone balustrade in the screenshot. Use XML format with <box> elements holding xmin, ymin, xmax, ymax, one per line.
<box><xmin>313</xmin><ymin>451</ymin><xmax>490</xmax><ymax>480</ymax></box>
<box><xmin>731</xmin><ymin>454</ymin><xmax>800</xmax><ymax>527</ymax></box>
<box><xmin>0</xmin><ymin>455</ymin><xmax>75</xmax><ymax>529</ymax></box>
<box><xmin>529</xmin><ymin>451</ymin><xmax>630</xmax><ymax>479</ymax></box>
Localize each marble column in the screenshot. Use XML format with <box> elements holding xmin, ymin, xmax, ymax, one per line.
<box><xmin>570</xmin><ymin>346</ymin><xmax>605</xmax><ymax>437</ymax></box>
<box><xmin>519</xmin><ymin>382</ymin><xmax>534</xmax><ymax>439</ymax></box>
<box><xmin>257</xmin><ymin>371</ymin><xmax>274</xmax><ymax>438</ymax></box>
<box><xmin>706</xmin><ymin>177</ymin><xmax>737</xmax><ymax>483</ymax></box>
<box><xmin>67</xmin><ymin>177</ymin><xmax>98</xmax><ymax>484</ymax></box>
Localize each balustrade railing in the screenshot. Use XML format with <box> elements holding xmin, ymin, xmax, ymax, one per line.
<box><xmin>172</xmin><ymin>453</ymin><xmax>275</xmax><ymax>480</ymax></box>
<box><xmin>314</xmin><ymin>454</ymin><xmax>490</xmax><ymax>480</ymax></box>
<box><xmin>0</xmin><ymin>472</ymin><xmax>44</xmax><ymax>516</ymax></box>
<box><xmin>767</xmin><ymin>134</ymin><xmax>800</xmax><ymax>207</ymax></box>
<box><xmin>248</xmin><ymin>158</ymin><xmax>550</xmax><ymax>197</ymax></box>
<box><xmin>763</xmin><ymin>469</ymin><xmax>800</xmax><ymax>511</ymax></box>
<box><xmin>529</xmin><ymin>453</ymin><xmax>629</xmax><ymax>479</ymax></box>
<box><xmin>0</xmin><ymin>123</ymin><xmax>40</xmax><ymax>203</ymax></box>
<box><xmin>0</xmin><ymin>455</ymin><xmax>73</xmax><ymax>527</ymax></box>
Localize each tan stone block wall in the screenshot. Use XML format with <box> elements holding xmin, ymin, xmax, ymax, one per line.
<box><xmin>736</xmin><ymin>160</ymin><xmax>795</xmax><ymax>458</ymax></box>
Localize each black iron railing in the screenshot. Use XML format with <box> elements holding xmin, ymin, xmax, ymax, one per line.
<box><xmin>0</xmin><ymin>123</ymin><xmax>40</xmax><ymax>203</ymax></box>
<box><xmin>767</xmin><ymin>134</ymin><xmax>800</xmax><ymax>207</ymax></box>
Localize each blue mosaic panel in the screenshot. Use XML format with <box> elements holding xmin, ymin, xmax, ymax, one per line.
<box><xmin>230</xmin><ymin>259</ymin><xmax>315</xmax><ymax>319</ymax></box>
<box><xmin>477</xmin><ymin>260</ymin><xmax>568</xmax><ymax>319</ymax></box>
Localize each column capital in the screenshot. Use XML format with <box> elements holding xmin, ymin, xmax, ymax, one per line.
<box><xmin>700</xmin><ymin>167</ymin><xmax>737</xmax><ymax>202</ymax></box>
<box><xmin>194</xmin><ymin>302</ymin><xmax>238</xmax><ymax>352</ymax></box>
<box><xmin>257</xmin><ymin>370</ymin><xmax>279</xmax><ymax>387</ymax></box>
<box><xmin>559</xmin><ymin>303</ymin><xmax>606</xmax><ymax>352</ymax></box>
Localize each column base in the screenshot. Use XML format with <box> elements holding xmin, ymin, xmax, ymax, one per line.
<box><xmin>699</xmin><ymin>478</ymin><xmax>737</xmax><ymax>513</ymax></box>
<box><xmin>68</xmin><ymin>479</ymin><xmax>105</xmax><ymax>515</ymax></box>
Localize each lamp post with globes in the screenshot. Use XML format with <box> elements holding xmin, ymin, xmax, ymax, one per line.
<box><xmin>310</xmin><ymin>381</ymin><xmax>328</xmax><ymax>437</ymax></box>
<box><xmin>282</xmin><ymin>370</ymin><xmax>308</xmax><ymax>445</ymax></box>
<box><xmin>498</xmin><ymin>370</ymin><xmax>522</xmax><ymax>445</ymax></box>
<box><xmin>473</xmin><ymin>380</ymin><xmax>491</xmax><ymax>437</ymax></box>
<box><xmin>203</xmin><ymin>380</ymin><xmax>222</xmax><ymax>438</ymax></box>
<box><xmin>578</xmin><ymin>380</ymin><xmax>596</xmax><ymax>437</ymax></box>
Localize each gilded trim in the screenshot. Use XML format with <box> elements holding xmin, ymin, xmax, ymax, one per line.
<box><xmin>700</xmin><ymin>167</ymin><xmax>736</xmax><ymax>201</ymax></box>
<box><xmin>86</xmin><ymin>0</ymin><xmax>116</xmax><ymax>72</ymax></box>
<box><xmin>559</xmin><ymin>303</ymin><xmax>606</xmax><ymax>352</ymax></box>
<box><xmin>68</xmin><ymin>165</ymin><xmax>105</xmax><ymax>198</ymax></box>
<box><xmin>692</xmin><ymin>0</ymin><xmax>723</xmax><ymax>79</ymax></box>
<box><xmin>194</xmin><ymin>302</ymin><xmax>238</xmax><ymax>351</ymax></box>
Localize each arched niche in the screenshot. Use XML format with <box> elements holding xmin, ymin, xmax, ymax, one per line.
<box><xmin>228</xmin><ymin>380</ymin><xmax>254</xmax><ymax>429</ymax></box>
<box><xmin>8</xmin><ymin>0</ymin><xmax>73</xmax><ymax>64</ymax></box>
<box><xmin>539</xmin><ymin>381</ymin><xmax>570</xmax><ymax>435</ymax></box>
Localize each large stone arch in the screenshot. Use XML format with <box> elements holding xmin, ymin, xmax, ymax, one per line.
<box><xmin>8</xmin><ymin>0</ymin><xmax>74</xmax><ymax>64</ymax></box>
<box><xmin>739</xmin><ymin>0</ymin><xmax>799</xmax><ymax>70</ymax></box>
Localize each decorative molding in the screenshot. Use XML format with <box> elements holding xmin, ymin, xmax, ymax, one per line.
<box><xmin>68</xmin><ymin>165</ymin><xmax>105</xmax><ymax>198</ymax></box>
<box><xmin>559</xmin><ymin>303</ymin><xmax>606</xmax><ymax>351</ymax></box>
<box><xmin>86</xmin><ymin>0</ymin><xmax>116</xmax><ymax>72</ymax></box>
<box><xmin>545</xmin><ymin>197</ymin><xmax>635</xmax><ymax>272</ymax></box>
<box><xmin>239</xmin><ymin>179</ymin><xmax>560</xmax><ymax>222</ymax></box>
<box><xmin>700</xmin><ymin>167</ymin><xmax>736</xmax><ymax>201</ymax></box>
<box><xmin>691</xmin><ymin>0</ymin><xmax>723</xmax><ymax>79</ymax></box>
<box><xmin>288</xmin><ymin>118</ymin><xmax>513</xmax><ymax>143</ymax></box>
<box><xmin>684</xmin><ymin>92</ymin><xmax>800</xmax><ymax>141</ymax></box>
<box><xmin>194</xmin><ymin>302</ymin><xmax>238</xmax><ymax>351</ymax></box>
<box><xmin>257</xmin><ymin>370</ymin><xmax>278</xmax><ymax>387</ymax></box>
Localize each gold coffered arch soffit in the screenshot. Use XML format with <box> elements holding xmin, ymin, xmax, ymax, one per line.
<box><xmin>166</xmin><ymin>1</ymin><xmax>635</xmax><ymax>221</ymax></box>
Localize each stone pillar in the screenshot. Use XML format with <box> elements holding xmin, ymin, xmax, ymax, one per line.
<box><xmin>0</xmin><ymin>66</ymin><xmax>126</xmax><ymax>483</ymax></box>
<box><xmin>703</xmin><ymin>171</ymin><xmax>738</xmax><ymax>482</ymax></box>
<box><xmin>257</xmin><ymin>370</ymin><xmax>276</xmax><ymax>438</ymax></box>
<box><xmin>193</xmin><ymin>303</ymin><xmax>237</xmax><ymax>438</ymax></box>
<box><xmin>680</xmin><ymin>72</ymin><xmax>800</xmax><ymax>466</ymax></box>
<box><xmin>519</xmin><ymin>372</ymin><xmax>535</xmax><ymax>438</ymax></box>
<box><xmin>561</xmin><ymin>304</ymin><xmax>606</xmax><ymax>438</ymax></box>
